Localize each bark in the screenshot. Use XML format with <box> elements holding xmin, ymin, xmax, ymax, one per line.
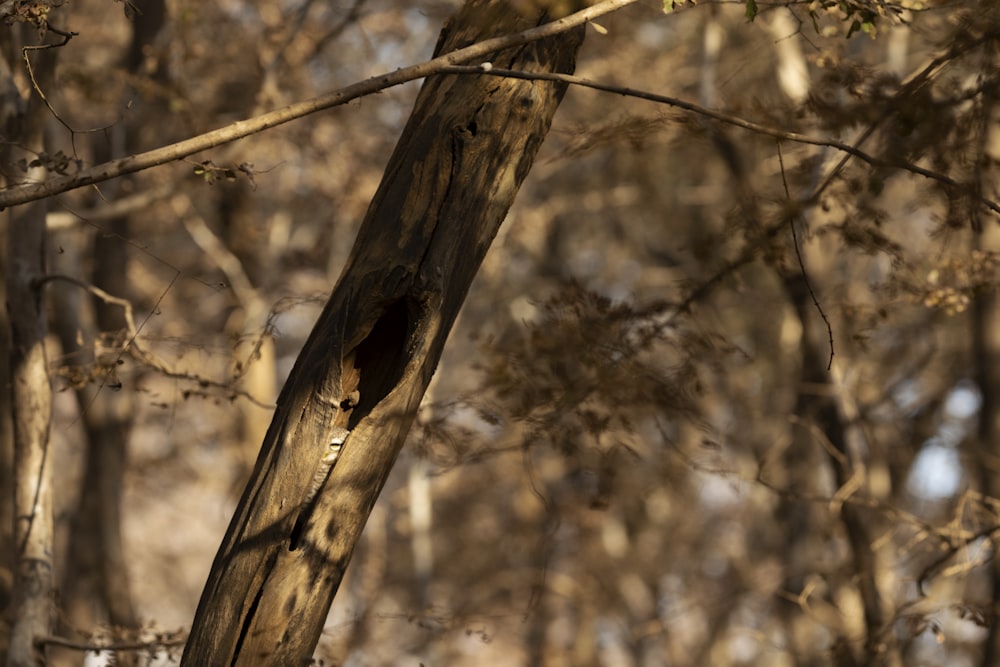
<box><xmin>181</xmin><ymin>2</ymin><xmax>585</xmax><ymax>664</ymax></box>
<box><xmin>0</xmin><ymin>220</ymin><xmax>12</xmax><ymax>667</ymax></box>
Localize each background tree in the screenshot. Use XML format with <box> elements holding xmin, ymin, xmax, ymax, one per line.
<box><xmin>2</xmin><ymin>13</ymin><xmax>59</xmax><ymax>666</ymax></box>
<box><xmin>6</xmin><ymin>0</ymin><xmax>1000</xmax><ymax>666</ymax></box>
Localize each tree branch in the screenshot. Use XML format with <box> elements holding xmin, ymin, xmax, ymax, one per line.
<box><xmin>35</xmin><ymin>634</ymin><xmax>186</xmax><ymax>653</ymax></box>
<box><xmin>37</xmin><ymin>274</ymin><xmax>274</xmax><ymax>408</ymax></box>
<box><xmin>0</xmin><ymin>0</ymin><xmax>637</xmax><ymax>210</ymax></box>
<box><xmin>440</xmin><ymin>65</ymin><xmax>1000</xmax><ymax>217</ymax></box>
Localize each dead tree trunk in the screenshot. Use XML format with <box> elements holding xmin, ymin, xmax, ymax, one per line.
<box><xmin>182</xmin><ymin>2</ymin><xmax>585</xmax><ymax>664</ymax></box>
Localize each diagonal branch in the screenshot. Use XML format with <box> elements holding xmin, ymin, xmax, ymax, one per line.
<box><xmin>0</xmin><ymin>0</ymin><xmax>637</xmax><ymax>210</ymax></box>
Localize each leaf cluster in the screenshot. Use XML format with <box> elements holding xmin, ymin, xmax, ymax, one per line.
<box><xmin>476</xmin><ymin>284</ymin><xmax>704</xmax><ymax>459</ymax></box>
<box><xmin>0</xmin><ymin>0</ymin><xmax>63</xmax><ymax>30</ymax></box>
<box><xmin>190</xmin><ymin>159</ymin><xmax>257</xmax><ymax>188</ymax></box>
<box><xmin>912</xmin><ymin>250</ymin><xmax>1000</xmax><ymax>315</ymax></box>
<box><xmin>807</xmin><ymin>0</ymin><xmax>910</xmax><ymax>37</ymax></box>
<box><xmin>14</xmin><ymin>149</ymin><xmax>78</xmax><ymax>176</ymax></box>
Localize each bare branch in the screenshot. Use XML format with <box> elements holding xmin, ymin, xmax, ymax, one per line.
<box><xmin>0</xmin><ymin>0</ymin><xmax>638</xmax><ymax>210</ymax></box>
<box><xmin>777</xmin><ymin>140</ymin><xmax>834</xmax><ymax>370</ymax></box>
<box><xmin>35</xmin><ymin>634</ymin><xmax>186</xmax><ymax>653</ymax></box>
<box><xmin>440</xmin><ymin>65</ymin><xmax>1000</xmax><ymax>217</ymax></box>
<box><xmin>45</xmin><ymin>183</ymin><xmax>172</xmax><ymax>228</ymax></box>
<box><xmin>38</xmin><ymin>274</ymin><xmax>275</xmax><ymax>408</ymax></box>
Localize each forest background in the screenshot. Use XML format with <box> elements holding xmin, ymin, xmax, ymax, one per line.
<box><xmin>4</xmin><ymin>0</ymin><xmax>1000</xmax><ymax>665</ymax></box>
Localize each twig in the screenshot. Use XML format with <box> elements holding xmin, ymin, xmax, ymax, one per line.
<box><xmin>37</xmin><ymin>274</ymin><xmax>274</xmax><ymax>408</ymax></box>
<box><xmin>777</xmin><ymin>140</ymin><xmax>834</xmax><ymax>370</ymax></box>
<box><xmin>21</xmin><ymin>26</ymin><xmax>79</xmax><ymax>136</ymax></box>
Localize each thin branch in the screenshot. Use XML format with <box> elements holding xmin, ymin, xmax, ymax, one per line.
<box><xmin>172</xmin><ymin>193</ymin><xmax>277</xmax><ymax>386</ymax></box>
<box><xmin>441</xmin><ymin>65</ymin><xmax>1000</xmax><ymax>218</ymax></box>
<box><xmin>777</xmin><ymin>140</ymin><xmax>834</xmax><ymax>370</ymax></box>
<box><xmin>35</xmin><ymin>634</ymin><xmax>186</xmax><ymax>653</ymax></box>
<box><xmin>305</xmin><ymin>0</ymin><xmax>370</xmax><ymax>63</ymax></box>
<box><xmin>916</xmin><ymin>523</ymin><xmax>1000</xmax><ymax>596</ymax></box>
<box><xmin>37</xmin><ymin>274</ymin><xmax>274</xmax><ymax>408</ymax></box>
<box><xmin>173</xmin><ymin>194</ymin><xmax>256</xmax><ymax>308</ymax></box>
<box><xmin>0</xmin><ymin>0</ymin><xmax>638</xmax><ymax>210</ymax></box>
<box><xmin>21</xmin><ymin>27</ymin><xmax>79</xmax><ymax>136</ymax></box>
<box><xmin>45</xmin><ymin>183</ymin><xmax>173</xmax><ymax>228</ymax></box>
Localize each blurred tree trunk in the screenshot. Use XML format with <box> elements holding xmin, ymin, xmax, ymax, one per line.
<box><xmin>782</xmin><ymin>274</ymin><xmax>888</xmax><ymax>667</ymax></box>
<box><xmin>181</xmin><ymin>1</ymin><xmax>585</xmax><ymax>663</ymax></box>
<box><xmin>0</xmin><ymin>39</ymin><xmax>19</xmax><ymax>667</ymax></box>
<box><xmin>49</xmin><ymin>5</ymin><xmax>165</xmax><ymax>663</ymax></box>
<box><xmin>5</xmin><ymin>187</ymin><xmax>53</xmax><ymax>667</ymax></box>
<box><xmin>702</xmin><ymin>12</ymin><xmax>895</xmax><ymax>662</ymax></box>
<box><xmin>49</xmin><ymin>217</ymin><xmax>141</xmax><ymax>667</ymax></box>
<box><xmin>82</xmin><ymin>225</ymin><xmax>139</xmax><ymax>637</ymax></box>
<box><xmin>973</xmin><ymin>48</ymin><xmax>1000</xmax><ymax>667</ymax></box>
<box><xmin>696</xmin><ymin>25</ymin><xmax>881</xmax><ymax>667</ymax></box>
<box><xmin>974</xmin><ymin>226</ymin><xmax>1000</xmax><ymax>667</ymax></box>
<box><xmin>3</xmin><ymin>30</ymin><xmax>56</xmax><ymax>667</ymax></box>
<box><xmin>217</xmin><ymin>189</ymin><xmax>278</xmax><ymax>474</ymax></box>
<box><xmin>0</xmin><ymin>230</ymin><xmax>12</xmax><ymax>666</ymax></box>
<box><xmin>707</xmin><ymin>132</ymin><xmax>890</xmax><ymax>667</ymax></box>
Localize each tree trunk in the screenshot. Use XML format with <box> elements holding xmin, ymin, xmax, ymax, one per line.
<box><xmin>0</xmin><ymin>47</ymin><xmax>17</xmax><ymax>666</ymax></box>
<box><xmin>4</xmin><ymin>27</ymin><xmax>56</xmax><ymax>667</ymax></box>
<box><xmin>181</xmin><ymin>1</ymin><xmax>585</xmax><ymax>663</ymax></box>
<box><xmin>51</xmin><ymin>6</ymin><xmax>164</xmax><ymax>662</ymax></box>
<box><xmin>49</xmin><ymin>217</ymin><xmax>140</xmax><ymax>667</ymax></box>
<box><xmin>974</xmin><ymin>228</ymin><xmax>1000</xmax><ymax>667</ymax></box>
<box><xmin>973</xmin><ymin>46</ymin><xmax>1000</xmax><ymax>667</ymax></box>
<box><xmin>5</xmin><ymin>195</ymin><xmax>53</xmax><ymax>667</ymax></box>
